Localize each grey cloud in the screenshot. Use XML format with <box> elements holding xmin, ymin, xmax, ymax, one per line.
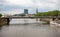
<box><xmin>0</xmin><ymin>0</ymin><xmax>60</xmax><ymax>14</ymax></box>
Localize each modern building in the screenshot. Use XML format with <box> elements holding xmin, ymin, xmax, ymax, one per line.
<box><xmin>24</xmin><ymin>9</ymin><xmax>28</xmax><ymax>14</ymax></box>
<box><xmin>36</xmin><ymin>8</ymin><xmax>38</xmax><ymax>14</ymax></box>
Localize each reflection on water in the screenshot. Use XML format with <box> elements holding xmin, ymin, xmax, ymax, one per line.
<box><xmin>10</xmin><ymin>19</ymin><xmax>41</xmax><ymax>24</ymax></box>
<box><xmin>0</xmin><ymin>19</ymin><xmax>60</xmax><ymax>37</ymax></box>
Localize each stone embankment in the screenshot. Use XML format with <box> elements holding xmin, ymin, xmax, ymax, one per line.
<box><xmin>0</xmin><ymin>18</ymin><xmax>8</xmax><ymax>27</ymax></box>
<box><xmin>40</xmin><ymin>18</ymin><xmax>51</xmax><ymax>24</ymax></box>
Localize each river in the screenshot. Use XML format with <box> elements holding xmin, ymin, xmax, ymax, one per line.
<box><xmin>0</xmin><ymin>18</ymin><xmax>60</xmax><ymax>37</ymax></box>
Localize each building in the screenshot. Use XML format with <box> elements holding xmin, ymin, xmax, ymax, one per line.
<box><xmin>36</xmin><ymin>8</ymin><xmax>38</xmax><ymax>14</ymax></box>
<box><xmin>24</xmin><ymin>9</ymin><xmax>28</xmax><ymax>14</ymax></box>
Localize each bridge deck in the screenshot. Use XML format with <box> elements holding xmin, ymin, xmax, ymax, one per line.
<box><xmin>7</xmin><ymin>16</ymin><xmax>60</xmax><ymax>18</ymax></box>
<box><xmin>1</xmin><ymin>16</ymin><xmax>60</xmax><ymax>19</ymax></box>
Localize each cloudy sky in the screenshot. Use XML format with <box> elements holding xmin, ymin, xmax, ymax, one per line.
<box><xmin>0</xmin><ymin>0</ymin><xmax>60</xmax><ymax>15</ymax></box>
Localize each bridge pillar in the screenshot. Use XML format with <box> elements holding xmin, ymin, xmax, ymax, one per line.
<box><xmin>36</xmin><ymin>18</ymin><xmax>40</xmax><ymax>21</ymax></box>
<box><xmin>58</xmin><ymin>18</ymin><xmax>60</xmax><ymax>20</ymax></box>
<box><xmin>6</xmin><ymin>18</ymin><xmax>10</xmax><ymax>25</ymax></box>
<box><xmin>52</xmin><ymin>18</ymin><xmax>56</xmax><ymax>21</ymax></box>
<box><xmin>36</xmin><ymin>18</ymin><xmax>38</xmax><ymax>21</ymax></box>
<box><xmin>49</xmin><ymin>18</ymin><xmax>56</xmax><ymax>22</ymax></box>
<box><xmin>36</xmin><ymin>18</ymin><xmax>39</xmax><ymax>21</ymax></box>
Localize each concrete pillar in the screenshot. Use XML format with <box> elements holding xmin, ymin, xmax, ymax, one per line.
<box><xmin>36</xmin><ymin>18</ymin><xmax>39</xmax><ymax>21</ymax></box>
<box><xmin>52</xmin><ymin>18</ymin><xmax>56</xmax><ymax>21</ymax></box>
<box><xmin>6</xmin><ymin>18</ymin><xmax>10</xmax><ymax>25</ymax></box>
<box><xmin>49</xmin><ymin>18</ymin><xmax>55</xmax><ymax>21</ymax></box>
<box><xmin>39</xmin><ymin>18</ymin><xmax>41</xmax><ymax>21</ymax></box>
<box><xmin>58</xmin><ymin>18</ymin><xmax>60</xmax><ymax>20</ymax></box>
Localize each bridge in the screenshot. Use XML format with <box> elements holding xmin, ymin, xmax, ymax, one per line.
<box><xmin>4</xmin><ymin>16</ymin><xmax>60</xmax><ymax>19</ymax></box>
<box><xmin>1</xmin><ymin>16</ymin><xmax>60</xmax><ymax>25</ymax></box>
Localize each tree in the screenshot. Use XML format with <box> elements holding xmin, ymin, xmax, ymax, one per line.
<box><xmin>0</xmin><ymin>13</ymin><xmax>2</xmax><ymax>17</ymax></box>
<box><xmin>35</xmin><ymin>10</ymin><xmax>60</xmax><ymax>16</ymax></box>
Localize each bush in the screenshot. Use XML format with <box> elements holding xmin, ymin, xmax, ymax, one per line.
<box><xmin>0</xmin><ymin>13</ymin><xmax>2</xmax><ymax>17</ymax></box>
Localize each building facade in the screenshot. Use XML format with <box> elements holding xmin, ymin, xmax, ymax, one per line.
<box><xmin>24</xmin><ymin>9</ymin><xmax>28</xmax><ymax>14</ymax></box>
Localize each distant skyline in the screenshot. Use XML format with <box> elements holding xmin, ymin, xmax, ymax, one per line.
<box><xmin>0</xmin><ymin>0</ymin><xmax>60</xmax><ymax>15</ymax></box>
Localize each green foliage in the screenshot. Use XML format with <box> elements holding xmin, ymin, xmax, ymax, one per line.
<box><xmin>0</xmin><ymin>13</ymin><xmax>2</xmax><ymax>17</ymax></box>
<box><xmin>20</xmin><ymin>14</ymin><xmax>25</xmax><ymax>16</ymax></box>
<box><xmin>35</xmin><ymin>10</ymin><xmax>60</xmax><ymax>16</ymax></box>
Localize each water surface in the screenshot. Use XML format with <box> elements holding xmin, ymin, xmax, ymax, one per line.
<box><xmin>0</xmin><ymin>19</ymin><xmax>60</xmax><ymax>37</ymax></box>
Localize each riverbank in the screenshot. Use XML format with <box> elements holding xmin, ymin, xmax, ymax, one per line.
<box><xmin>0</xmin><ymin>18</ymin><xmax>8</xmax><ymax>27</ymax></box>
<box><xmin>41</xmin><ymin>18</ymin><xmax>60</xmax><ymax>23</ymax></box>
